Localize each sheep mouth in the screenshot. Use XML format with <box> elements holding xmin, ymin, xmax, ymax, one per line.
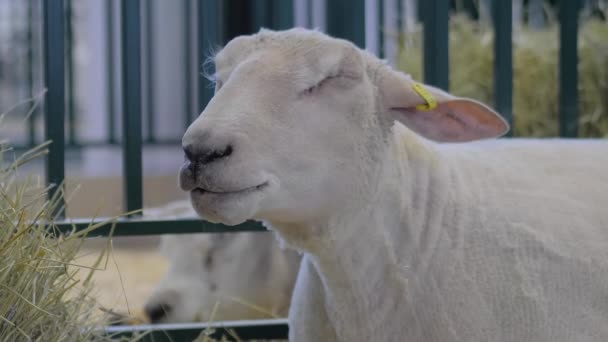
<box><xmin>192</xmin><ymin>182</ymin><xmax>268</xmax><ymax>196</ymax></box>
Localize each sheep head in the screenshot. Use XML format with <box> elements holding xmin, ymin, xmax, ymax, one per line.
<box><xmin>179</xmin><ymin>28</ymin><xmax>508</xmax><ymax>227</ymax></box>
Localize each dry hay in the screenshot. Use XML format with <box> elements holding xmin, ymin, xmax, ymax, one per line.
<box><xmin>0</xmin><ymin>98</ymin><xmax>145</xmax><ymax>341</ymax></box>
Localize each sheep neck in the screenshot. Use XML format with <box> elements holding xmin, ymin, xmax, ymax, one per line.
<box><xmin>270</xmin><ymin>125</ymin><xmax>454</xmax><ymax>340</ymax></box>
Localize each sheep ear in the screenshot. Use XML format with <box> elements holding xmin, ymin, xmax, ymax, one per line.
<box><xmin>378</xmin><ymin>68</ymin><xmax>509</xmax><ymax>142</ymax></box>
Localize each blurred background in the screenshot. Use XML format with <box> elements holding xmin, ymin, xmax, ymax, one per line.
<box><xmin>0</xmin><ymin>0</ymin><xmax>606</xmax><ymax>321</ymax></box>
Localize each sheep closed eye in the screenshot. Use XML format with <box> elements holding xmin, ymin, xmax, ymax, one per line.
<box><xmin>301</xmin><ymin>75</ymin><xmax>337</xmax><ymax>96</ymax></box>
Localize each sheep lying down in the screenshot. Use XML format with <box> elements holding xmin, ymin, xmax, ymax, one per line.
<box><xmin>140</xmin><ymin>200</ymin><xmax>301</xmax><ymax>324</ymax></box>
<box><xmin>178</xmin><ymin>27</ymin><xmax>608</xmax><ymax>342</ymax></box>
<box><xmin>144</xmin><ymin>232</ymin><xmax>300</xmax><ymax>323</ymax></box>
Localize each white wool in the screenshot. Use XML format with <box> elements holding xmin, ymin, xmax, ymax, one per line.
<box><xmin>286</xmin><ymin>127</ymin><xmax>608</xmax><ymax>341</ymax></box>
<box><xmin>179</xmin><ymin>28</ymin><xmax>608</xmax><ymax>341</ymax></box>
<box><xmin>142</xmin><ymin>200</ymin><xmax>301</xmax><ymax>323</ymax></box>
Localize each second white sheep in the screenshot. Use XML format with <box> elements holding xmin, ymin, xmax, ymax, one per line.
<box><xmin>142</xmin><ymin>201</ymin><xmax>301</xmax><ymax>323</ymax></box>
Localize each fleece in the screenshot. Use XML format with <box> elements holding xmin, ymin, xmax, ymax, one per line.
<box><xmin>283</xmin><ymin>124</ymin><xmax>608</xmax><ymax>342</ymax></box>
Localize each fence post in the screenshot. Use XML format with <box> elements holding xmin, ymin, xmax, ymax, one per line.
<box><xmin>121</xmin><ymin>0</ymin><xmax>143</xmax><ymax>215</ymax></box>
<box><xmin>493</xmin><ymin>0</ymin><xmax>513</xmax><ymax>136</ymax></box>
<box><xmin>559</xmin><ymin>0</ymin><xmax>580</xmax><ymax>138</ymax></box>
<box><xmin>184</xmin><ymin>0</ymin><xmax>194</xmax><ymax>127</ymax></box>
<box><xmin>198</xmin><ymin>0</ymin><xmax>224</xmax><ymax>114</ymax></box>
<box><xmin>250</xmin><ymin>0</ymin><xmax>294</xmax><ymax>32</ymax></box>
<box><xmin>377</xmin><ymin>0</ymin><xmax>384</xmax><ymax>58</ymax></box>
<box><xmin>43</xmin><ymin>0</ymin><xmax>65</xmax><ymax>216</ymax></box>
<box><xmin>224</xmin><ymin>0</ymin><xmax>251</xmax><ymax>40</ymax></box>
<box><xmin>66</xmin><ymin>0</ymin><xmax>76</xmax><ymax>146</ymax></box>
<box><xmin>144</xmin><ymin>0</ymin><xmax>156</xmax><ymax>142</ymax></box>
<box><xmin>106</xmin><ymin>0</ymin><xmax>116</xmax><ymax>144</ymax></box>
<box><xmin>326</xmin><ymin>0</ymin><xmax>365</xmax><ymax>48</ymax></box>
<box><xmin>27</xmin><ymin>0</ymin><xmax>37</xmax><ymax>147</ymax></box>
<box><xmin>272</xmin><ymin>0</ymin><xmax>294</xmax><ymax>30</ymax></box>
<box><xmin>252</xmin><ymin>0</ymin><xmax>272</xmax><ymax>31</ymax></box>
<box><xmin>422</xmin><ymin>0</ymin><xmax>449</xmax><ymax>90</ymax></box>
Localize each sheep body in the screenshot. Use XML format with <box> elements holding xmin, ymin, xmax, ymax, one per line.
<box><xmin>178</xmin><ymin>28</ymin><xmax>608</xmax><ymax>341</ymax></box>
<box><xmin>287</xmin><ymin>127</ymin><xmax>608</xmax><ymax>341</ymax></box>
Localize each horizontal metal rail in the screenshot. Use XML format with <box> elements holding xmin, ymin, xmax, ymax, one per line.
<box><xmin>104</xmin><ymin>318</ymin><xmax>289</xmax><ymax>341</ymax></box>
<box><xmin>54</xmin><ymin>218</ymin><xmax>267</xmax><ymax>237</ymax></box>
<box><xmin>11</xmin><ymin>140</ymin><xmax>184</xmax><ymax>154</ymax></box>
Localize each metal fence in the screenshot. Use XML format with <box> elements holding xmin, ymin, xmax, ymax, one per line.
<box><xmin>34</xmin><ymin>0</ymin><xmax>585</xmax><ymax>340</ymax></box>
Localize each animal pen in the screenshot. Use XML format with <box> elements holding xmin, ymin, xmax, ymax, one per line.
<box><xmin>7</xmin><ymin>0</ymin><xmax>588</xmax><ymax>340</ymax></box>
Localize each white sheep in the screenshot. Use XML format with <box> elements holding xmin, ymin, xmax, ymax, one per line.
<box><xmin>179</xmin><ymin>28</ymin><xmax>608</xmax><ymax>341</ymax></box>
<box><xmin>141</xmin><ymin>200</ymin><xmax>300</xmax><ymax>324</ymax></box>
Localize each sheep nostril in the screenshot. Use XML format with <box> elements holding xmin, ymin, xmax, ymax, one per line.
<box><xmin>183</xmin><ymin>144</ymin><xmax>195</xmax><ymax>162</ymax></box>
<box><xmin>145</xmin><ymin>303</ymin><xmax>172</xmax><ymax>324</ymax></box>
<box><xmin>223</xmin><ymin>145</ymin><xmax>233</xmax><ymax>158</ymax></box>
<box><xmin>200</xmin><ymin>144</ymin><xmax>234</xmax><ymax>164</ymax></box>
<box><xmin>183</xmin><ymin>144</ymin><xmax>234</xmax><ymax>165</ymax></box>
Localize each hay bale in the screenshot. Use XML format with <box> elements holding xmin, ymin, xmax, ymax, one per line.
<box><xmin>0</xmin><ymin>106</ymin><xmax>140</xmax><ymax>341</ymax></box>
<box><xmin>398</xmin><ymin>14</ymin><xmax>608</xmax><ymax>137</ymax></box>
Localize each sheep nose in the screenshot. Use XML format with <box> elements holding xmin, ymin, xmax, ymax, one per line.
<box><xmin>183</xmin><ymin>143</ymin><xmax>233</xmax><ymax>165</ymax></box>
<box><xmin>144</xmin><ymin>303</ymin><xmax>172</xmax><ymax>324</ymax></box>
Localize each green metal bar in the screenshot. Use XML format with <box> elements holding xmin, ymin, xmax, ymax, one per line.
<box><xmin>54</xmin><ymin>218</ymin><xmax>267</xmax><ymax>237</ymax></box>
<box><xmin>66</xmin><ymin>0</ymin><xmax>77</xmax><ymax>146</ymax></box>
<box><xmin>121</xmin><ymin>0</ymin><xmax>144</xmax><ymax>215</ymax></box>
<box><xmin>396</xmin><ymin>0</ymin><xmax>403</xmax><ymax>34</ymax></box>
<box><xmin>252</xmin><ymin>0</ymin><xmax>272</xmax><ymax>31</ymax></box>
<box><xmin>225</xmin><ymin>0</ymin><xmax>251</xmax><ymax>39</ymax></box>
<box><xmin>422</xmin><ymin>0</ymin><xmax>449</xmax><ymax>90</ymax></box>
<box><xmin>251</xmin><ymin>0</ymin><xmax>293</xmax><ymax>31</ymax></box>
<box><xmin>559</xmin><ymin>0</ymin><xmax>580</xmax><ymax>137</ymax></box>
<box><xmin>105</xmin><ymin>319</ymin><xmax>288</xmax><ymax>341</ymax></box>
<box><xmin>184</xmin><ymin>0</ymin><xmax>193</xmax><ymax>128</ymax></box>
<box><xmin>326</xmin><ymin>0</ymin><xmax>365</xmax><ymax>48</ymax></box>
<box><xmin>378</xmin><ymin>0</ymin><xmax>384</xmax><ymax>59</ymax></box>
<box><xmin>272</xmin><ymin>0</ymin><xmax>294</xmax><ymax>30</ymax></box>
<box><xmin>492</xmin><ymin>0</ymin><xmax>513</xmax><ymax>136</ymax></box>
<box><xmin>43</xmin><ymin>0</ymin><xmax>66</xmax><ymax>217</ymax></box>
<box><xmin>27</xmin><ymin>0</ymin><xmax>36</xmax><ymax>147</ymax></box>
<box><xmin>145</xmin><ymin>0</ymin><xmax>156</xmax><ymax>143</ymax></box>
<box><xmin>307</xmin><ymin>0</ymin><xmax>313</xmax><ymax>28</ymax></box>
<box><xmin>13</xmin><ymin>138</ymin><xmax>184</xmax><ymax>151</ymax></box>
<box><xmin>106</xmin><ymin>0</ymin><xmax>117</xmax><ymax>144</ymax></box>
<box><xmin>198</xmin><ymin>0</ymin><xmax>224</xmax><ymax>113</ymax></box>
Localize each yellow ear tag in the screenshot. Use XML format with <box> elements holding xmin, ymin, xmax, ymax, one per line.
<box><xmin>412</xmin><ymin>83</ymin><xmax>438</xmax><ymax>111</ymax></box>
